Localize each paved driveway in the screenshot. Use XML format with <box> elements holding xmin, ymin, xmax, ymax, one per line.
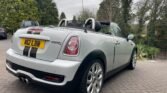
<box><xmin>0</xmin><ymin>39</ymin><xmax>167</xmax><ymax>93</ymax></box>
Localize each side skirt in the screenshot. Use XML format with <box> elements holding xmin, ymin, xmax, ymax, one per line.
<box><xmin>104</xmin><ymin>63</ymin><xmax>130</xmax><ymax>80</ymax></box>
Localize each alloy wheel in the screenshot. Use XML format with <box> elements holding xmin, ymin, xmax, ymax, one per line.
<box><xmin>86</xmin><ymin>63</ymin><xmax>103</xmax><ymax>93</ymax></box>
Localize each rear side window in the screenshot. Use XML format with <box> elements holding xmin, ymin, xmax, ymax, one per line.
<box><xmin>115</xmin><ymin>27</ymin><xmax>123</xmax><ymax>37</ymax></box>
<box><xmin>100</xmin><ymin>26</ymin><xmax>110</xmax><ymax>34</ymax></box>
<box><xmin>100</xmin><ymin>25</ymin><xmax>114</xmax><ymax>35</ymax></box>
<box><xmin>111</xmin><ymin>24</ymin><xmax>124</xmax><ymax>37</ymax></box>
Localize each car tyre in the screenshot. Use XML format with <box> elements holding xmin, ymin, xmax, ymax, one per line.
<box><xmin>79</xmin><ymin>59</ymin><xmax>104</xmax><ymax>93</ymax></box>
<box><xmin>128</xmin><ymin>50</ymin><xmax>137</xmax><ymax>70</ymax></box>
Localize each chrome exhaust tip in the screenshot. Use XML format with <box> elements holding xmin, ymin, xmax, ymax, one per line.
<box><xmin>19</xmin><ymin>77</ymin><xmax>24</xmax><ymax>82</ymax></box>
<box><xmin>23</xmin><ymin>78</ymin><xmax>26</xmax><ymax>83</ymax></box>
<box><xmin>25</xmin><ymin>78</ymin><xmax>29</xmax><ymax>84</ymax></box>
<box><xmin>19</xmin><ymin>76</ymin><xmax>30</xmax><ymax>84</ymax></box>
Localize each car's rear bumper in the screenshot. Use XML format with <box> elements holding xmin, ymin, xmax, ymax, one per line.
<box><xmin>6</xmin><ymin>49</ymin><xmax>81</xmax><ymax>86</ymax></box>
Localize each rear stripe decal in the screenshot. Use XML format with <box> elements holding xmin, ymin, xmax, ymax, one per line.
<box><xmin>30</xmin><ymin>47</ymin><xmax>38</xmax><ymax>58</ymax></box>
<box><xmin>30</xmin><ymin>31</ymin><xmax>40</xmax><ymax>58</ymax></box>
<box><xmin>23</xmin><ymin>46</ymin><xmax>30</xmax><ymax>56</ymax></box>
<box><xmin>23</xmin><ymin>30</ymin><xmax>31</xmax><ymax>56</ymax></box>
<box><xmin>23</xmin><ymin>29</ymin><xmax>40</xmax><ymax>58</ymax></box>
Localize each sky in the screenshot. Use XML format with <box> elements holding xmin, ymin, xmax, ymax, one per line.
<box><xmin>53</xmin><ymin>0</ymin><xmax>139</xmax><ymax>19</ymax></box>
<box><xmin>53</xmin><ymin>0</ymin><xmax>103</xmax><ymax>19</ymax></box>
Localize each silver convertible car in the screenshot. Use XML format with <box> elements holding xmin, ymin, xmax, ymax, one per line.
<box><xmin>6</xmin><ymin>18</ymin><xmax>137</xmax><ymax>93</ymax></box>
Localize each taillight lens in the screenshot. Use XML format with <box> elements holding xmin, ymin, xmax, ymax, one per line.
<box><xmin>64</xmin><ymin>36</ymin><xmax>79</xmax><ymax>55</ymax></box>
<box><xmin>28</xmin><ymin>27</ymin><xmax>43</xmax><ymax>33</ymax></box>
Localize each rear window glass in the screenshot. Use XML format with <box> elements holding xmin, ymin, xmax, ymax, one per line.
<box><xmin>24</xmin><ymin>21</ymin><xmax>32</xmax><ymax>27</ymax></box>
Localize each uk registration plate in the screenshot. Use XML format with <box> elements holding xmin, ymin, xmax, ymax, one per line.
<box><xmin>21</xmin><ymin>38</ymin><xmax>45</xmax><ymax>49</ymax></box>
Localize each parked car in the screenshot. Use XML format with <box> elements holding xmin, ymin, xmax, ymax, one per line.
<box><xmin>20</xmin><ymin>20</ymin><xmax>39</xmax><ymax>28</ymax></box>
<box><xmin>6</xmin><ymin>18</ymin><xmax>137</xmax><ymax>93</ymax></box>
<box><xmin>0</xmin><ymin>28</ymin><xmax>7</xmax><ymax>39</ymax></box>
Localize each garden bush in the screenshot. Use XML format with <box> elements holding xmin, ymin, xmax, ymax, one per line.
<box><xmin>137</xmin><ymin>44</ymin><xmax>160</xmax><ymax>59</ymax></box>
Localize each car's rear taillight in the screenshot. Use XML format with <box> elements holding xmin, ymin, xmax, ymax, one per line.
<box><xmin>28</xmin><ymin>27</ymin><xmax>43</xmax><ymax>33</ymax></box>
<box><xmin>64</xmin><ymin>36</ymin><xmax>79</xmax><ymax>55</ymax></box>
<box><xmin>28</xmin><ymin>28</ymin><xmax>43</xmax><ymax>32</ymax></box>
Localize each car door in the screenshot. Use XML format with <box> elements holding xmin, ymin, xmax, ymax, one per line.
<box><xmin>111</xmin><ymin>24</ymin><xmax>132</xmax><ymax>69</ymax></box>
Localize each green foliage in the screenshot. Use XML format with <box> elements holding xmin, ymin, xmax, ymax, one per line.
<box><xmin>147</xmin><ymin>0</ymin><xmax>165</xmax><ymax>46</ymax></box>
<box><xmin>133</xmin><ymin>0</ymin><xmax>166</xmax><ymax>52</ymax></box>
<box><xmin>96</xmin><ymin>0</ymin><xmax>166</xmax><ymax>59</ymax></box>
<box><xmin>77</xmin><ymin>9</ymin><xmax>95</xmax><ymax>21</ymax></box>
<box><xmin>97</xmin><ymin>0</ymin><xmax>133</xmax><ymax>36</ymax></box>
<box><xmin>121</xmin><ymin>0</ymin><xmax>132</xmax><ymax>23</ymax></box>
<box><xmin>97</xmin><ymin>0</ymin><xmax>120</xmax><ymax>22</ymax></box>
<box><xmin>135</xmin><ymin>0</ymin><xmax>150</xmax><ymax>42</ymax></box>
<box><xmin>35</xmin><ymin>0</ymin><xmax>59</xmax><ymax>25</ymax></box>
<box><xmin>0</xmin><ymin>0</ymin><xmax>39</xmax><ymax>32</ymax></box>
<box><xmin>72</xmin><ymin>16</ymin><xmax>77</xmax><ymax>22</ymax></box>
<box><xmin>100</xmin><ymin>26</ymin><xmax>112</xmax><ymax>34</ymax></box>
<box><xmin>0</xmin><ymin>0</ymin><xmax>59</xmax><ymax>32</ymax></box>
<box><xmin>155</xmin><ymin>20</ymin><xmax>167</xmax><ymax>50</ymax></box>
<box><xmin>137</xmin><ymin>44</ymin><xmax>160</xmax><ymax>59</ymax></box>
<box><xmin>60</xmin><ymin>12</ymin><xmax>66</xmax><ymax>20</ymax></box>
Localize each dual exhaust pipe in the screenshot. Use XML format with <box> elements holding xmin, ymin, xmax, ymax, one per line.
<box><xmin>19</xmin><ymin>77</ymin><xmax>30</xmax><ymax>84</ymax></box>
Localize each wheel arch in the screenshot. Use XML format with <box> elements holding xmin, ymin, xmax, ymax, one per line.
<box><xmin>70</xmin><ymin>50</ymin><xmax>107</xmax><ymax>90</ymax></box>
<box><xmin>74</xmin><ymin>49</ymin><xmax>107</xmax><ymax>79</ymax></box>
<box><xmin>81</xmin><ymin>50</ymin><xmax>107</xmax><ymax>73</ymax></box>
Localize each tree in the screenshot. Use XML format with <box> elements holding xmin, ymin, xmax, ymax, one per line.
<box><xmin>35</xmin><ymin>0</ymin><xmax>59</xmax><ymax>25</ymax></box>
<box><xmin>97</xmin><ymin>0</ymin><xmax>133</xmax><ymax>36</ymax></box>
<box><xmin>134</xmin><ymin>0</ymin><xmax>151</xmax><ymax>43</ymax></box>
<box><xmin>77</xmin><ymin>9</ymin><xmax>95</xmax><ymax>21</ymax></box>
<box><xmin>147</xmin><ymin>0</ymin><xmax>164</xmax><ymax>46</ymax></box>
<box><xmin>60</xmin><ymin>12</ymin><xmax>66</xmax><ymax>20</ymax></box>
<box><xmin>0</xmin><ymin>0</ymin><xmax>39</xmax><ymax>32</ymax></box>
<box><xmin>72</xmin><ymin>16</ymin><xmax>77</xmax><ymax>23</ymax></box>
<box><xmin>153</xmin><ymin>0</ymin><xmax>167</xmax><ymax>50</ymax></box>
<box><xmin>119</xmin><ymin>0</ymin><xmax>133</xmax><ymax>36</ymax></box>
<box><xmin>159</xmin><ymin>0</ymin><xmax>167</xmax><ymax>20</ymax></box>
<box><xmin>97</xmin><ymin>0</ymin><xmax>120</xmax><ymax>22</ymax></box>
<box><xmin>121</xmin><ymin>0</ymin><xmax>132</xmax><ymax>24</ymax></box>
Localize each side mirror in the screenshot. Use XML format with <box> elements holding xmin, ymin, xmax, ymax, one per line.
<box><xmin>127</xmin><ymin>34</ymin><xmax>134</xmax><ymax>40</ymax></box>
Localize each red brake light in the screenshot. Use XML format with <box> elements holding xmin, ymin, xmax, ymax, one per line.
<box><xmin>64</xmin><ymin>36</ymin><xmax>79</xmax><ymax>55</ymax></box>
<box><xmin>28</xmin><ymin>27</ymin><xmax>43</xmax><ymax>32</ymax></box>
